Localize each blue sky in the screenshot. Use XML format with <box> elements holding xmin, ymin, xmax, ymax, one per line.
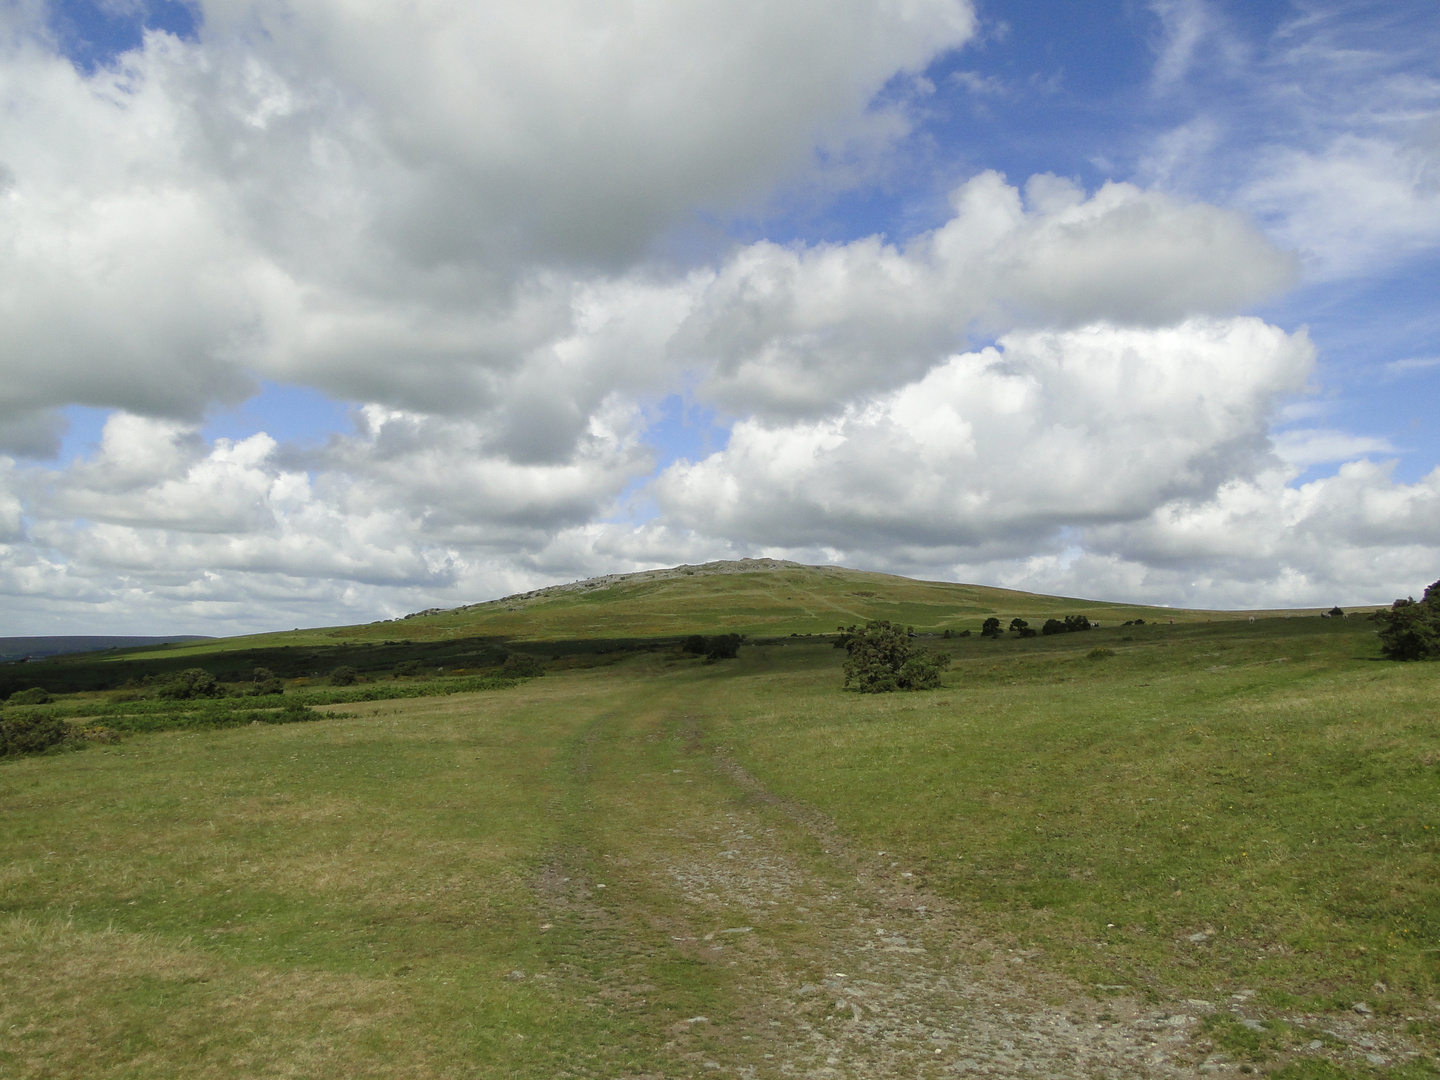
<box><xmin>2</xmin><ymin>0</ymin><xmax>1437</xmax><ymax>633</ymax></box>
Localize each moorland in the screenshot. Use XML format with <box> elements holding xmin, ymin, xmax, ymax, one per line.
<box><xmin>1</xmin><ymin>559</ymin><xmax>1437</xmax><ymax>1079</ymax></box>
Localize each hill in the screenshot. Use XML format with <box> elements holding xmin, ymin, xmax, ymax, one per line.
<box><xmin>105</xmin><ymin>557</ymin><xmax>1346</xmax><ymax>661</ymax></box>
<box><xmin>0</xmin><ymin>635</ymin><xmax>211</xmax><ymax>663</ymax></box>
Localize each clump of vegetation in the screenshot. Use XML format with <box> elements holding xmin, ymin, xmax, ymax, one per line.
<box><xmin>152</xmin><ymin>668</ymin><xmax>222</xmax><ymax>700</ymax></box>
<box><xmin>392</xmin><ymin>659</ymin><xmax>424</xmax><ymax>677</ymax></box>
<box><xmin>1041</xmin><ymin>614</ymin><xmax>1092</xmax><ymax>635</ymax></box>
<box><xmin>0</xmin><ymin>710</ymin><xmax>71</xmax><ymax>756</ymax></box>
<box><xmin>684</xmin><ymin>634</ymin><xmax>742</xmax><ymax>661</ymax></box>
<box><xmin>841</xmin><ymin>620</ymin><xmax>950</xmax><ymax>692</ymax></box>
<box><xmin>251</xmin><ymin>667</ymin><xmax>285</xmax><ymax>695</ymax></box>
<box><xmin>1373</xmin><ymin>578</ymin><xmax>1440</xmax><ymax>660</ymax></box>
<box><xmin>980</xmin><ymin>617</ymin><xmax>1002</xmax><ymax>639</ymax></box>
<box><xmin>330</xmin><ymin>665</ymin><xmax>359</xmax><ymax>686</ymax></box>
<box><xmin>501</xmin><ymin>653</ymin><xmax>545</xmax><ymax>676</ymax></box>
<box><xmin>6</xmin><ymin>686</ymin><xmax>53</xmax><ymax>705</ymax></box>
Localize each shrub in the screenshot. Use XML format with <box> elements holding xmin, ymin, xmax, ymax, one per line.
<box><xmin>392</xmin><ymin>659</ymin><xmax>423</xmax><ymax>677</ymax></box>
<box><xmin>1008</xmin><ymin>618</ymin><xmax>1029</xmax><ymax>634</ymax></box>
<box><xmin>154</xmin><ymin>669</ymin><xmax>221</xmax><ymax>700</ymax></box>
<box><xmin>682</xmin><ymin>635</ymin><xmax>708</xmax><ymax>655</ymax></box>
<box><xmin>6</xmin><ymin>686</ymin><xmax>53</xmax><ymax>705</ymax></box>
<box><xmin>501</xmin><ymin>653</ymin><xmax>545</xmax><ymax>677</ymax></box>
<box><xmin>253</xmin><ymin>667</ymin><xmax>285</xmax><ymax>696</ymax></box>
<box><xmin>980</xmin><ymin>617</ymin><xmax>1002</xmax><ymax>639</ymax></box>
<box><xmin>1</xmin><ymin>711</ymin><xmax>71</xmax><ymax>756</ymax></box>
<box><xmin>1087</xmin><ymin>647</ymin><xmax>1116</xmax><ymax>660</ymax></box>
<box><xmin>1041</xmin><ymin>618</ymin><xmax>1067</xmax><ymax>636</ymax></box>
<box><xmin>704</xmin><ymin>634</ymin><xmax>742</xmax><ymax>661</ymax></box>
<box><xmin>1373</xmin><ymin>579</ymin><xmax>1440</xmax><ymax>660</ymax></box>
<box><xmin>842</xmin><ymin>620</ymin><xmax>950</xmax><ymax>693</ymax></box>
<box><xmin>330</xmin><ymin>665</ymin><xmax>358</xmax><ymax>686</ymax></box>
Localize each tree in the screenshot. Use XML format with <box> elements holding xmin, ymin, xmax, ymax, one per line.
<box><xmin>154</xmin><ymin>669</ymin><xmax>221</xmax><ymax>700</ymax></box>
<box><xmin>842</xmin><ymin>620</ymin><xmax>950</xmax><ymax>692</ymax></box>
<box><xmin>330</xmin><ymin>665</ymin><xmax>358</xmax><ymax>686</ymax></box>
<box><xmin>1373</xmin><ymin>579</ymin><xmax>1440</xmax><ymax>660</ymax></box>
<box><xmin>1008</xmin><ymin>618</ymin><xmax>1029</xmax><ymax>634</ymax></box>
<box><xmin>980</xmin><ymin>617</ymin><xmax>1002</xmax><ymax>639</ymax></box>
<box><xmin>704</xmin><ymin>634</ymin><xmax>742</xmax><ymax>661</ymax></box>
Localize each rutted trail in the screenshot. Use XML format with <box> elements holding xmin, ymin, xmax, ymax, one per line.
<box><xmin>533</xmin><ymin>679</ymin><xmax>1214</xmax><ymax>1079</ymax></box>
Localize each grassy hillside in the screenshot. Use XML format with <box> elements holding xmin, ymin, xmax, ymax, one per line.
<box><xmin>67</xmin><ymin>557</ymin><xmax>1360</xmax><ymax>662</ymax></box>
<box><xmin>2</xmin><ymin>565</ymin><xmax>1431</xmax><ymax>1078</ymax></box>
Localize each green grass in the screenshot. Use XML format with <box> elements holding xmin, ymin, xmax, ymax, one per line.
<box><xmin>710</xmin><ymin>619</ymin><xmax>1440</xmax><ymax>1006</ymax></box>
<box><xmin>1</xmin><ymin>581</ymin><xmax>1435</xmax><ymax>1077</ymax></box>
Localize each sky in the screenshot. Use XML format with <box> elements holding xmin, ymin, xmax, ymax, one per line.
<box><xmin>0</xmin><ymin>0</ymin><xmax>1437</xmax><ymax>635</ymax></box>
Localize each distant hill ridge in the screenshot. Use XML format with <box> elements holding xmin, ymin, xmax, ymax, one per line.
<box><xmin>0</xmin><ymin>635</ymin><xmax>213</xmax><ymax>662</ymax></box>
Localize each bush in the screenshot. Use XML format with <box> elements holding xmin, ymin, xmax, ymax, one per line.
<box><xmin>6</xmin><ymin>686</ymin><xmax>53</xmax><ymax>705</ymax></box>
<box><xmin>501</xmin><ymin>653</ymin><xmax>545</xmax><ymax>677</ymax></box>
<box><xmin>153</xmin><ymin>669</ymin><xmax>221</xmax><ymax>700</ymax></box>
<box><xmin>253</xmin><ymin>667</ymin><xmax>285</xmax><ymax>696</ymax></box>
<box><xmin>682</xmin><ymin>635</ymin><xmax>708</xmax><ymax>655</ymax></box>
<box><xmin>980</xmin><ymin>617</ymin><xmax>1002</xmax><ymax>639</ymax></box>
<box><xmin>1</xmin><ymin>711</ymin><xmax>71</xmax><ymax>756</ymax></box>
<box><xmin>704</xmin><ymin>634</ymin><xmax>742</xmax><ymax>661</ymax></box>
<box><xmin>1373</xmin><ymin>579</ymin><xmax>1440</xmax><ymax>660</ymax></box>
<box><xmin>842</xmin><ymin>620</ymin><xmax>950</xmax><ymax>693</ymax></box>
<box><xmin>1008</xmin><ymin>618</ymin><xmax>1029</xmax><ymax>634</ymax></box>
<box><xmin>1041</xmin><ymin>614</ymin><xmax>1093</xmax><ymax>636</ymax></box>
<box><xmin>330</xmin><ymin>665</ymin><xmax>359</xmax><ymax>686</ymax></box>
<box><xmin>392</xmin><ymin>659</ymin><xmax>423</xmax><ymax>677</ymax></box>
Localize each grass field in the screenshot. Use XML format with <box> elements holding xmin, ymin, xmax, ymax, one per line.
<box><xmin>1</xmin><ymin>566</ymin><xmax>1435</xmax><ymax>1078</ymax></box>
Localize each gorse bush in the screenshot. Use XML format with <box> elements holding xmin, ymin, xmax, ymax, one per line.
<box><xmin>330</xmin><ymin>665</ymin><xmax>359</xmax><ymax>686</ymax></box>
<box><xmin>841</xmin><ymin>620</ymin><xmax>950</xmax><ymax>692</ymax></box>
<box><xmin>0</xmin><ymin>711</ymin><xmax>71</xmax><ymax>756</ymax></box>
<box><xmin>682</xmin><ymin>634</ymin><xmax>742</xmax><ymax>661</ymax></box>
<box><xmin>1374</xmin><ymin>578</ymin><xmax>1440</xmax><ymax>660</ymax></box>
<box><xmin>6</xmin><ymin>686</ymin><xmax>53</xmax><ymax>705</ymax></box>
<box><xmin>152</xmin><ymin>669</ymin><xmax>222</xmax><ymax>700</ymax></box>
<box><xmin>501</xmin><ymin>653</ymin><xmax>545</xmax><ymax>676</ymax></box>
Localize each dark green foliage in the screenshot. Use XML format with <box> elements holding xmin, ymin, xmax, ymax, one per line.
<box><xmin>1042</xmin><ymin>614</ymin><xmax>1093</xmax><ymax>636</ymax></box>
<box><xmin>842</xmin><ymin>620</ymin><xmax>951</xmax><ymax>692</ymax></box>
<box><xmin>252</xmin><ymin>667</ymin><xmax>285</xmax><ymax>695</ymax></box>
<box><xmin>501</xmin><ymin>653</ymin><xmax>545</xmax><ymax>676</ymax></box>
<box><xmin>1008</xmin><ymin>618</ymin><xmax>1028</xmax><ymax>634</ymax></box>
<box><xmin>392</xmin><ymin>659</ymin><xmax>423</xmax><ymax>676</ymax></box>
<box><xmin>1327</xmin><ymin>606</ymin><xmax>1345</xmax><ymax>618</ymax></box>
<box><xmin>705</xmin><ymin>633</ymin><xmax>742</xmax><ymax>661</ymax></box>
<box><xmin>682</xmin><ymin>635</ymin><xmax>707</xmax><ymax>655</ymax></box>
<box><xmin>941</xmin><ymin>628</ymin><xmax>953</xmax><ymax>639</ymax></box>
<box><xmin>0</xmin><ymin>710</ymin><xmax>71</xmax><ymax>756</ymax></box>
<box><xmin>6</xmin><ymin>686</ymin><xmax>53</xmax><ymax>705</ymax></box>
<box><xmin>330</xmin><ymin>665</ymin><xmax>358</xmax><ymax>686</ymax></box>
<box><xmin>152</xmin><ymin>668</ymin><xmax>221</xmax><ymax>700</ymax></box>
<box><xmin>1374</xmin><ymin>579</ymin><xmax>1440</xmax><ymax>660</ymax></box>
<box><xmin>980</xmin><ymin>617</ymin><xmax>1002</xmax><ymax>638</ymax></box>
